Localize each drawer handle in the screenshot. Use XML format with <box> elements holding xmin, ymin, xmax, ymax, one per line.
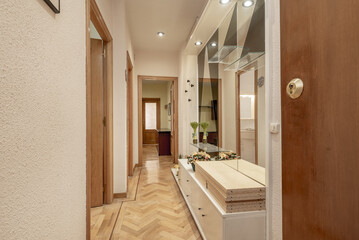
<box><xmin>186</xmin><ymin>180</ymin><xmax>189</xmax><ymax>182</ymax></box>
<box><xmin>186</xmin><ymin>195</ymin><xmax>189</xmax><ymax>197</ymax></box>
<box><xmin>201</xmin><ymin>214</ymin><xmax>206</xmax><ymax>217</ymax></box>
<box><xmin>198</xmin><ymin>208</ymin><xmax>202</xmax><ymax>210</ymax></box>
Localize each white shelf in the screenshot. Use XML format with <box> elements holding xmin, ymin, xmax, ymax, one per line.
<box><xmin>176</xmin><ymin>159</ymin><xmax>266</xmax><ymax>218</ymax></box>
<box><xmin>173</xmin><ymin>159</ymin><xmax>266</xmax><ymax>240</ymax></box>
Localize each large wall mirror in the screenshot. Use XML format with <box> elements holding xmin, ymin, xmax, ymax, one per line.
<box><xmin>195</xmin><ymin>0</ymin><xmax>265</xmax><ymax>172</ymax></box>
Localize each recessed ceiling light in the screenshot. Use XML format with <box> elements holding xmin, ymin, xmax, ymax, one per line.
<box><xmin>157</xmin><ymin>32</ymin><xmax>165</xmax><ymax>37</ymax></box>
<box><xmin>219</xmin><ymin>0</ymin><xmax>231</xmax><ymax>5</ymax></box>
<box><xmin>242</xmin><ymin>0</ymin><xmax>254</xmax><ymax>7</ymax></box>
<box><xmin>211</xmin><ymin>42</ymin><xmax>217</xmax><ymax>47</ymax></box>
<box><xmin>195</xmin><ymin>41</ymin><xmax>203</xmax><ymax>46</ymax></box>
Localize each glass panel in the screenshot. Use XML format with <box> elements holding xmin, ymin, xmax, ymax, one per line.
<box><xmin>239</xmin><ymin>70</ymin><xmax>256</xmax><ymax>164</ymax></box>
<box><xmin>145</xmin><ymin>102</ymin><xmax>157</xmax><ymax>130</ymax></box>
<box><xmin>224</xmin><ymin>52</ymin><xmax>265</xmax><ymax>71</ymax></box>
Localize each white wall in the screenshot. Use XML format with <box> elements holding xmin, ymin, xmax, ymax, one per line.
<box><xmin>265</xmin><ymin>0</ymin><xmax>282</xmax><ymax>239</ymax></box>
<box><xmin>96</xmin><ymin>0</ymin><xmax>134</xmax><ymax>194</ymax></box>
<box><xmin>178</xmin><ymin>51</ymin><xmax>198</xmax><ymax>156</ymax></box>
<box><xmin>135</xmin><ymin>50</ymin><xmax>179</xmax><ymax>77</ymax></box>
<box><xmin>133</xmin><ymin>50</ymin><xmax>179</xmax><ymax>165</ymax></box>
<box><xmin>0</xmin><ymin>1</ymin><xmax>86</xmax><ymax>239</ymax></box>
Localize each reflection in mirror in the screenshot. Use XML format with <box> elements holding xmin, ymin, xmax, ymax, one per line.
<box><xmin>198</xmin><ymin>79</ymin><xmax>219</xmax><ymax>146</ymax></box>
<box><xmin>195</xmin><ymin>0</ymin><xmax>265</xmax><ymax>172</ymax></box>
<box><xmin>239</xmin><ymin>70</ymin><xmax>256</xmax><ymax>164</ymax></box>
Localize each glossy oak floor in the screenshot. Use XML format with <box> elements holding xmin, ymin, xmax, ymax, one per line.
<box><xmin>91</xmin><ymin>145</ymin><xmax>202</xmax><ymax>240</ymax></box>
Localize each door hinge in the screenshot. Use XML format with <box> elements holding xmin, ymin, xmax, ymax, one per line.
<box><xmin>103</xmin><ymin>49</ymin><xmax>106</xmax><ymax>58</ymax></box>
<box><xmin>103</xmin><ymin>116</ymin><xmax>106</xmax><ymax>127</ymax></box>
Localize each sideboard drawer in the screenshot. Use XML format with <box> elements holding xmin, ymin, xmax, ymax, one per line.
<box><xmin>190</xmin><ymin>179</ymin><xmax>204</xmax><ymax>227</ymax></box>
<box><xmin>179</xmin><ymin>165</ymin><xmax>192</xmax><ymax>198</ymax></box>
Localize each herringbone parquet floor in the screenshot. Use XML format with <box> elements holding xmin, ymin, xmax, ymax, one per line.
<box><xmin>91</xmin><ymin>145</ymin><xmax>202</xmax><ymax>240</ymax></box>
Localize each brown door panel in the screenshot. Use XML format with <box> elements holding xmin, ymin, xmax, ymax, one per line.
<box><xmin>143</xmin><ymin>130</ymin><xmax>158</xmax><ymax>144</ymax></box>
<box><xmin>281</xmin><ymin>1</ymin><xmax>359</xmax><ymax>239</ymax></box>
<box><xmin>90</xmin><ymin>39</ymin><xmax>104</xmax><ymax>208</ymax></box>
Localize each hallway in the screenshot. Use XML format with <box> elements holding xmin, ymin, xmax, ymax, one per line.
<box><xmin>91</xmin><ymin>145</ymin><xmax>201</xmax><ymax>240</ymax></box>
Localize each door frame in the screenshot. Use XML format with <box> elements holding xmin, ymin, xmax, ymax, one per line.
<box><xmin>126</xmin><ymin>52</ymin><xmax>134</xmax><ymax>177</ymax></box>
<box><xmin>86</xmin><ymin>0</ymin><xmax>113</xmax><ymax>239</ymax></box>
<box><xmin>138</xmin><ymin>75</ymin><xmax>179</xmax><ymax>165</ymax></box>
<box><xmin>142</xmin><ymin>98</ymin><xmax>161</xmax><ymax>144</ymax></box>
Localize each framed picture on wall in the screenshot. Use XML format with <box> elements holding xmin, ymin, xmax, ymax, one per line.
<box><xmin>43</xmin><ymin>0</ymin><xmax>60</xmax><ymax>14</ymax></box>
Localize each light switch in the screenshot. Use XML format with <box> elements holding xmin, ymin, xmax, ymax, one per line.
<box><xmin>270</xmin><ymin>123</ymin><xmax>280</xmax><ymax>134</ymax></box>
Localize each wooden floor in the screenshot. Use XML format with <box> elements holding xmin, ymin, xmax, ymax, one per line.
<box><xmin>91</xmin><ymin>145</ymin><xmax>202</xmax><ymax>240</ymax></box>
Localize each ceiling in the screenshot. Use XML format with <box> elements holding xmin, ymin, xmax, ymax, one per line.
<box><xmin>126</xmin><ymin>0</ymin><xmax>208</xmax><ymax>52</ymax></box>
<box><xmin>184</xmin><ymin>0</ymin><xmax>237</xmax><ymax>55</ymax></box>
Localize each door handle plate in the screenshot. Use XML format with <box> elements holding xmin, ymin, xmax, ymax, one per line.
<box><xmin>286</xmin><ymin>78</ymin><xmax>304</xmax><ymax>99</ymax></box>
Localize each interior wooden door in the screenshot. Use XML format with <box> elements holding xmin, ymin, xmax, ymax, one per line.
<box><xmin>142</xmin><ymin>98</ymin><xmax>160</xmax><ymax>145</ymax></box>
<box><xmin>281</xmin><ymin>1</ymin><xmax>359</xmax><ymax>239</ymax></box>
<box><xmin>90</xmin><ymin>39</ymin><xmax>104</xmax><ymax>207</ymax></box>
<box><xmin>126</xmin><ymin>53</ymin><xmax>133</xmax><ymax>177</ymax></box>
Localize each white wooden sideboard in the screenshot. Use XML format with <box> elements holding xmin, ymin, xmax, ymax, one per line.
<box><xmin>171</xmin><ymin>159</ymin><xmax>265</xmax><ymax>240</ymax></box>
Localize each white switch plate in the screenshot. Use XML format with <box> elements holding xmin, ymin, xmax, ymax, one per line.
<box><xmin>270</xmin><ymin>123</ymin><xmax>280</xmax><ymax>134</ymax></box>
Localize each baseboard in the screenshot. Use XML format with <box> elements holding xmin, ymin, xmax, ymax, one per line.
<box><xmin>113</xmin><ymin>192</ymin><xmax>127</xmax><ymax>199</ymax></box>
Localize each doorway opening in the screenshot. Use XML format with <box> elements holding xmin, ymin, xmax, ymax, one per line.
<box><xmin>138</xmin><ymin>76</ymin><xmax>179</xmax><ymax>165</ymax></box>
<box><xmin>142</xmin><ymin>98</ymin><xmax>161</xmax><ymax>145</ymax></box>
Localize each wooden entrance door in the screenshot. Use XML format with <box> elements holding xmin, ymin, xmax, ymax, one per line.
<box><xmin>281</xmin><ymin>1</ymin><xmax>359</xmax><ymax>239</ymax></box>
<box><xmin>142</xmin><ymin>98</ymin><xmax>160</xmax><ymax>145</ymax></box>
<box><xmin>90</xmin><ymin>39</ymin><xmax>104</xmax><ymax>207</ymax></box>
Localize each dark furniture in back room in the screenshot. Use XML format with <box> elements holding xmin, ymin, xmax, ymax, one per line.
<box><xmin>157</xmin><ymin>129</ymin><xmax>171</xmax><ymax>156</ymax></box>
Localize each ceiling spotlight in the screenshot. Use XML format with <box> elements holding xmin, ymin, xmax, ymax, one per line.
<box><xmin>211</xmin><ymin>42</ymin><xmax>217</xmax><ymax>47</ymax></box>
<box><xmin>242</xmin><ymin>0</ymin><xmax>254</xmax><ymax>7</ymax></box>
<box><xmin>195</xmin><ymin>41</ymin><xmax>202</xmax><ymax>46</ymax></box>
<box><xmin>219</xmin><ymin>0</ymin><xmax>231</xmax><ymax>5</ymax></box>
<box><xmin>157</xmin><ymin>32</ymin><xmax>165</xmax><ymax>37</ymax></box>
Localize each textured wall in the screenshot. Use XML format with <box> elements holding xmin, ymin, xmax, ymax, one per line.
<box><xmin>177</xmin><ymin>51</ymin><xmax>198</xmax><ymax>157</ymax></box>
<box><xmin>265</xmin><ymin>0</ymin><xmax>282</xmax><ymax>239</ymax></box>
<box><xmin>0</xmin><ymin>1</ymin><xmax>86</xmax><ymax>239</ymax></box>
